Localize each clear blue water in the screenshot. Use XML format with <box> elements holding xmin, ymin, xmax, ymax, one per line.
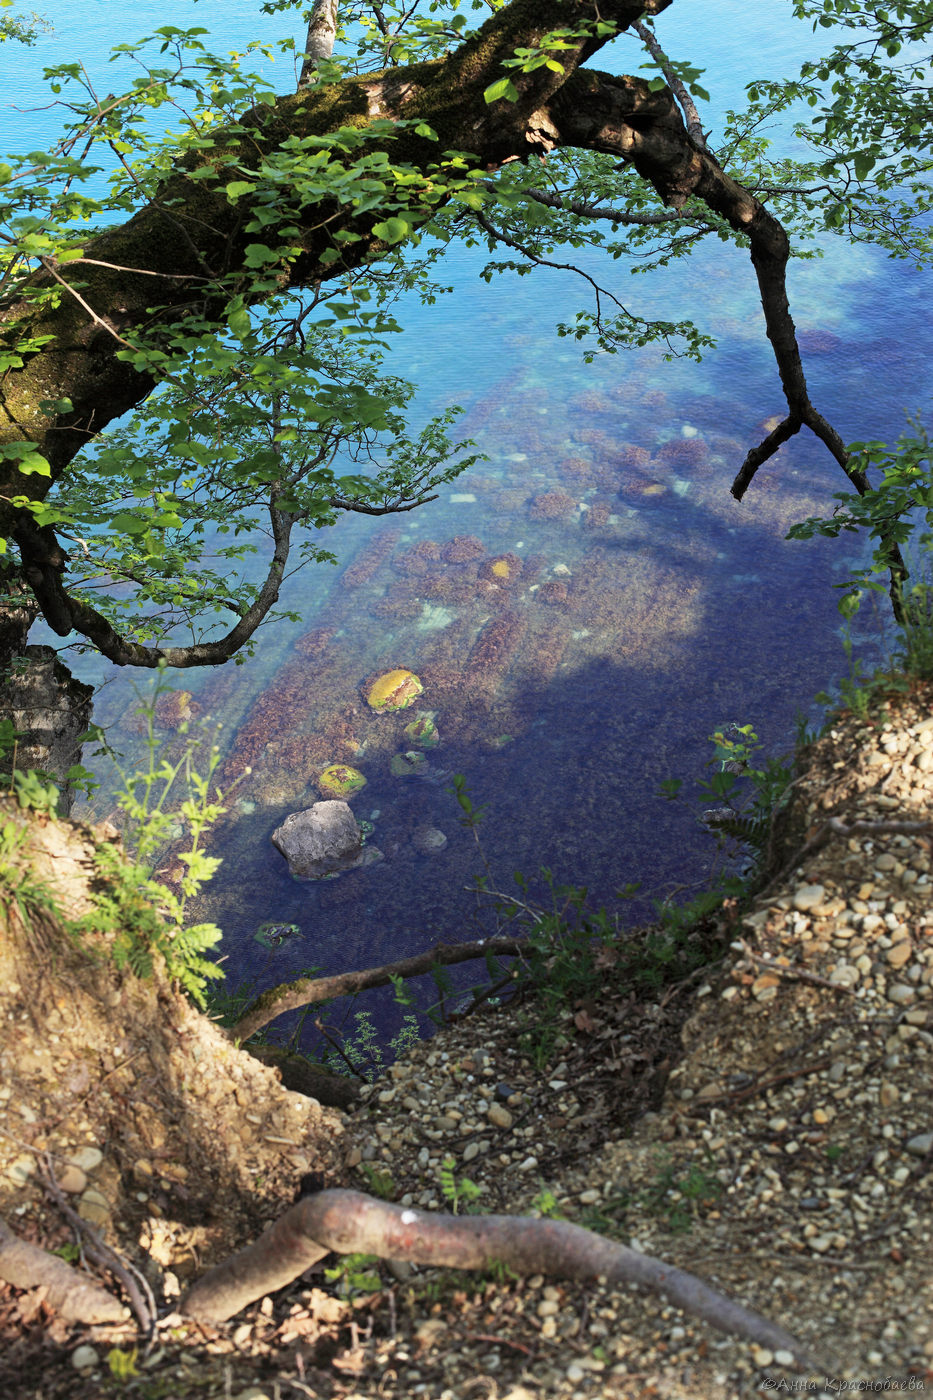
<box><xmin>3</xmin><ymin>5</ymin><xmax>929</xmax><ymax>1038</ymax></box>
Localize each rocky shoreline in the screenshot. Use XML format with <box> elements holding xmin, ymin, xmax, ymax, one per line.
<box><xmin>0</xmin><ymin>681</ymin><xmax>931</xmax><ymax>1398</ymax></box>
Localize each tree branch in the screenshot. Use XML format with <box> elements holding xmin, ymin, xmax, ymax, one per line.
<box><xmin>632</xmin><ymin>19</ymin><xmax>707</xmax><ymax>149</ymax></box>
<box><xmin>181</xmin><ymin>1188</ymin><xmax>818</xmax><ymax>1364</ymax></box>
<box><xmin>229</xmin><ymin>936</ymin><xmax>523</xmax><ymax>1044</ymax></box>
<box><xmin>4</xmin><ymin>0</ymin><xmax>897</xmax><ymax>646</ymax></box>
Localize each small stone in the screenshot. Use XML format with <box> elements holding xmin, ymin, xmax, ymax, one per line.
<box><xmin>537</xmin><ymin>1299</ymin><xmax>560</xmax><ymax>1317</ymax></box>
<box><xmin>887</xmin><ymin>983</ymin><xmax>916</xmax><ymax>1005</ymax></box>
<box><xmin>78</xmin><ymin>1188</ymin><xmax>110</xmax><ymax>1228</ymax></box>
<box><xmin>578</xmin><ymin>1188</ymin><xmax>601</xmax><ymax>1205</ymax></box>
<box><xmin>751</xmin><ymin>974</ymin><xmax>780</xmax><ymax>1001</ymax></box>
<box><xmin>792</xmin><ymin>884</ymin><xmax>824</xmax><ymax>912</ymax></box>
<box><xmin>751</xmin><ymin>1346</ymin><xmax>774</xmax><ymax>1368</ymax></box>
<box><xmin>71</xmin><ymin>1345</ymin><xmax>99</xmax><ymax>1372</ymax></box>
<box><xmin>463</xmin><ymin>1142</ymin><xmax>480</xmax><ymax>1163</ymax></box>
<box><xmin>5</xmin><ymin>1154</ymin><xmax>35</xmax><ymax>1187</ymax></box>
<box><xmin>905</xmin><ymin>1133</ymin><xmax>933</xmax><ymax>1157</ymax></box>
<box><xmin>808</xmin><ymin>1234</ymin><xmax>833</xmax><ymax>1253</ymax></box>
<box><xmin>829</xmin><ymin>964</ymin><xmax>859</xmax><ymax>987</ymax></box>
<box><xmin>70</xmin><ymin>1146</ymin><xmax>104</xmax><ymax>1173</ymax></box>
<box><xmin>57</xmin><ymin>1164</ymin><xmax>87</xmax><ymax>1194</ymax></box>
<box><xmin>887</xmin><ymin>941</ymin><xmax>913</xmax><ymax>968</ymax></box>
<box><xmin>773</xmin><ymin>1349</ymin><xmax>795</xmax><ymax>1367</ymax></box>
<box><xmin>487</xmin><ymin>1103</ymin><xmax>513</xmax><ymax>1129</ymax></box>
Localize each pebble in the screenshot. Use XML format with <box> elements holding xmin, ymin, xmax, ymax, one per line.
<box><xmin>71</xmin><ymin>1345</ymin><xmax>99</xmax><ymax>1372</ymax></box>
<box><xmin>5</xmin><ymin>1154</ymin><xmax>35</xmax><ymax>1187</ymax></box>
<box><xmin>70</xmin><ymin>1146</ymin><xmax>104</xmax><ymax>1173</ymax></box>
<box><xmin>905</xmin><ymin>1133</ymin><xmax>933</xmax><ymax>1156</ymax></box>
<box><xmin>78</xmin><ymin>1188</ymin><xmax>111</xmax><ymax>1228</ymax></box>
<box><xmin>792</xmin><ymin>884</ymin><xmax>824</xmax><ymax>912</ymax></box>
<box><xmin>487</xmin><ymin>1103</ymin><xmax>513</xmax><ymax>1129</ymax></box>
<box><xmin>57</xmin><ymin>1164</ymin><xmax>88</xmax><ymax>1194</ymax></box>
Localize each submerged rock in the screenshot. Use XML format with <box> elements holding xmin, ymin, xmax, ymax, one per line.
<box><xmin>271</xmin><ymin>801</ymin><xmax>363</xmax><ymax>880</ymax></box>
<box><xmin>411</xmin><ymin>825</ymin><xmax>447</xmax><ymax>854</ymax></box>
<box><xmin>390</xmin><ymin>750</ymin><xmax>430</xmax><ymax>778</ymax></box>
<box><xmin>253</xmin><ymin>922</ymin><xmax>301</xmax><ymax>949</ymax></box>
<box><xmin>365</xmin><ymin>668</ymin><xmax>424</xmax><ymax>713</ymax></box>
<box><xmin>317</xmin><ymin>763</ymin><xmax>366</xmax><ymax>799</ymax></box>
<box><xmin>404</xmin><ymin>712</ymin><xmax>440</xmax><ymax>749</ymax></box>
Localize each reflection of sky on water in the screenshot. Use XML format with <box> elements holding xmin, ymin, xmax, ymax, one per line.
<box><xmin>7</xmin><ymin>3</ymin><xmax>932</xmax><ymax>1037</ymax></box>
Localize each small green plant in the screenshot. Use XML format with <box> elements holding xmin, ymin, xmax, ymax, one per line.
<box><xmin>342</xmin><ymin>1009</ymin><xmax>385</xmax><ymax>1080</ymax></box>
<box><xmin>7</xmin><ymin>766</ymin><xmax>61</xmax><ymax>814</ymax></box>
<box><xmin>661</xmin><ymin>720</ymin><xmax>797</xmax><ymax>901</ymax></box>
<box><xmin>323</xmin><ymin>1252</ymin><xmax>383</xmax><ymax>1297</ymax></box>
<box><xmin>106</xmin><ymin>1347</ymin><xmax>139</xmax><ymax>1381</ymax></box>
<box><xmin>69</xmin><ymin>670</ymin><xmax>230</xmax><ymax>1007</ymax></box>
<box><xmin>641</xmin><ymin>1151</ymin><xmax>722</xmax><ymax>1234</ymax></box>
<box><xmin>0</xmin><ymin>818</ymin><xmax>63</xmax><ymax>932</ymax></box>
<box><xmin>439</xmin><ymin>1156</ymin><xmax>483</xmax><ymax>1215</ymax></box>
<box><xmin>360</xmin><ymin>1163</ymin><xmax>396</xmax><ymax>1199</ymax></box>
<box><xmin>530</xmin><ymin>1187</ymin><xmax>565</xmax><ymax>1219</ymax></box>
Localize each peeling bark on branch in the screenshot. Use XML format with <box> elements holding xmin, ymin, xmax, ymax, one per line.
<box><xmin>181</xmin><ymin>1188</ymin><xmax>816</xmax><ymax>1364</ymax></box>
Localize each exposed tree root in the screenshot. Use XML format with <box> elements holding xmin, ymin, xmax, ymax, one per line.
<box><xmin>0</xmin><ymin>1216</ymin><xmax>127</xmax><ymax>1325</ymax></box>
<box><xmin>182</xmin><ymin>1188</ymin><xmax>817</xmax><ymax>1364</ymax></box>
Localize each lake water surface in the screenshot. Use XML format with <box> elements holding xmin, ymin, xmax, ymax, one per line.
<box><xmin>3</xmin><ymin>3</ymin><xmax>930</xmax><ymax>1036</ymax></box>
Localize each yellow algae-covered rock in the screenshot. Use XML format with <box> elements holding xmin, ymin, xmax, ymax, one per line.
<box><xmin>317</xmin><ymin>764</ymin><xmax>366</xmax><ymax>799</ymax></box>
<box><xmin>365</xmin><ymin>669</ymin><xmax>423</xmax><ymax>713</ymax></box>
<box><xmin>403</xmin><ymin>712</ymin><xmax>439</xmax><ymax>748</ymax></box>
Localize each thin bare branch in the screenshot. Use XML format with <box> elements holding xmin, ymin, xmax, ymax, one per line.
<box><xmin>632</xmin><ymin>19</ymin><xmax>707</xmax><ymax>149</ymax></box>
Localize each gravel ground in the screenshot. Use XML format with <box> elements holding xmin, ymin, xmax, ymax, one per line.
<box><xmin>1</xmin><ymin>685</ymin><xmax>932</xmax><ymax>1399</ymax></box>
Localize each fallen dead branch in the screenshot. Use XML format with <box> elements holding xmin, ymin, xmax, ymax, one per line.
<box><xmin>0</xmin><ymin>1216</ymin><xmax>127</xmax><ymax>1325</ymax></box>
<box><xmin>229</xmin><ymin>937</ymin><xmax>522</xmax><ymax>1043</ymax></box>
<box><xmin>40</xmin><ymin>1152</ymin><xmax>157</xmax><ymax>1338</ymax></box>
<box><xmin>182</xmin><ymin>1188</ymin><xmax>816</xmax><ymax>1363</ymax></box>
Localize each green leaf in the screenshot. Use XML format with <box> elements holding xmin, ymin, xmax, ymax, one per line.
<box><xmin>483</xmin><ymin>77</ymin><xmax>519</xmax><ymax>105</ymax></box>
<box><xmin>852</xmin><ymin>150</ymin><xmax>876</xmax><ymax>181</ymax></box>
<box><xmin>371</xmin><ymin>216</ymin><xmax>411</xmax><ymax>244</ymax></box>
<box><xmin>242</xmin><ymin>243</ymin><xmax>277</xmax><ymax>267</ymax></box>
<box><xmin>16</xmin><ymin>450</ymin><xmax>51</xmax><ymax>477</ymax></box>
<box><xmin>225</xmin><ymin>180</ymin><xmax>255</xmax><ymax>199</ymax></box>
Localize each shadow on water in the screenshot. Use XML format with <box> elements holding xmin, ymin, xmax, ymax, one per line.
<box><xmin>77</xmin><ymin>300</ymin><xmax>930</xmax><ymax>1057</ymax></box>
<box><xmin>164</xmin><ymin>446</ymin><xmax>886</xmax><ymax>1053</ymax></box>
